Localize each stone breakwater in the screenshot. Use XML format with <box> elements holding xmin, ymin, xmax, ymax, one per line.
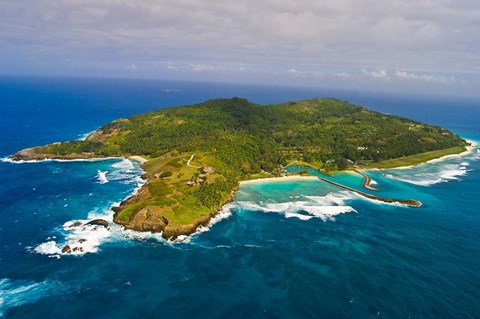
<box><xmin>354</xmin><ymin>169</ymin><xmax>379</xmax><ymax>191</ymax></box>
<box><xmin>314</xmin><ymin>175</ymin><xmax>422</xmax><ymax>207</ymax></box>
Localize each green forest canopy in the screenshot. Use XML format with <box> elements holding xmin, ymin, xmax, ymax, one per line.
<box><xmin>43</xmin><ymin>97</ymin><xmax>466</xmax><ymax>173</ymax></box>
<box><xmin>32</xmin><ymin>98</ymin><xmax>467</xmax><ymax>234</ymax></box>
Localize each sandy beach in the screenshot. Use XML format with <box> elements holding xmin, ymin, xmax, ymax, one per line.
<box><xmin>128</xmin><ymin>156</ymin><xmax>148</xmax><ymax>164</ymax></box>
<box><xmin>239</xmin><ymin>175</ymin><xmax>319</xmax><ymax>185</ymax></box>
<box><xmin>425</xmin><ymin>139</ymin><xmax>478</xmax><ymax>164</ymax></box>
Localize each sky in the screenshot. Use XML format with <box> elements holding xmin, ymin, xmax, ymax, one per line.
<box><xmin>1</xmin><ymin>0</ymin><xmax>479</xmax><ymax>97</ymax></box>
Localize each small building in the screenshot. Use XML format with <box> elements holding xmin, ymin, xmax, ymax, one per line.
<box><xmin>202</xmin><ymin>167</ymin><xmax>215</xmax><ymax>174</ymax></box>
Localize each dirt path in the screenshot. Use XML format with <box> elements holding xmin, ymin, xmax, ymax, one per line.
<box><xmin>187</xmin><ymin>154</ymin><xmax>201</xmax><ymax>168</ymax></box>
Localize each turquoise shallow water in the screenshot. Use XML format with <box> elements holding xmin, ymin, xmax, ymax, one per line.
<box><xmin>1</xmin><ymin>77</ymin><xmax>480</xmax><ymax>318</ymax></box>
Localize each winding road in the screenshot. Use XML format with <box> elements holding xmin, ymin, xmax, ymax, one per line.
<box><xmin>187</xmin><ymin>154</ymin><xmax>201</xmax><ymax>168</ymax></box>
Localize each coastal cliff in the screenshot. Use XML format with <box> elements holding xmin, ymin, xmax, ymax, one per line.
<box><xmin>11</xmin><ymin>98</ymin><xmax>468</xmax><ymax>238</ymax></box>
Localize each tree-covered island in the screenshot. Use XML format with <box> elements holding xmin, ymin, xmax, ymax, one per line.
<box><xmin>12</xmin><ymin>98</ymin><xmax>468</xmax><ymax>238</ymax></box>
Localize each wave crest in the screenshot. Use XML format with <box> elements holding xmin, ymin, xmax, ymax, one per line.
<box><xmin>236</xmin><ymin>191</ymin><xmax>357</xmax><ymax>222</ymax></box>
<box><xmin>0</xmin><ymin>278</ymin><xmax>67</xmax><ymax>316</ymax></box>
<box><xmin>32</xmin><ymin>158</ymin><xmax>146</xmax><ymax>256</ymax></box>
<box><xmin>96</xmin><ymin>170</ymin><xmax>108</xmax><ymax>184</ymax></box>
<box><xmin>384</xmin><ymin>162</ymin><xmax>469</xmax><ymax>186</ymax></box>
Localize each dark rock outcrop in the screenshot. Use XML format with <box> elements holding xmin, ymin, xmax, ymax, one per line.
<box><xmin>61</xmin><ymin>245</ymin><xmax>72</xmax><ymax>254</ymax></box>
<box><xmin>10</xmin><ymin>146</ymin><xmax>101</xmax><ymax>161</ymax></box>
<box><xmin>86</xmin><ymin>219</ymin><xmax>108</xmax><ymax>228</ymax></box>
<box><xmin>125</xmin><ymin>207</ymin><xmax>169</xmax><ymax>233</ymax></box>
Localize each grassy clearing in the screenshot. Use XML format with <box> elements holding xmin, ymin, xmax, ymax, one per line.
<box><xmin>116</xmin><ymin>151</ymin><xmax>229</xmax><ymax>225</ymax></box>
<box><xmin>366</xmin><ymin>146</ymin><xmax>466</xmax><ymax>169</ymax></box>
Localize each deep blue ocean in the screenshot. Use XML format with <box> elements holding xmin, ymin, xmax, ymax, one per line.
<box><xmin>1</xmin><ymin>76</ymin><xmax>479</xmax><ymax>318</ymax></box>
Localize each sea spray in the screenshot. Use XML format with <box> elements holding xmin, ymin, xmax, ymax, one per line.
<box><xmin>235</xmin><ymin>190</ymin><xmax>359</xmax><ymax>222</ymax></box>
<box><xmin>0</xmin><ymin>278</ymin><xmax>69</xmax><ymax>317</ymax></box>
<box><xmin>383</xmin><ymin>162</ymin><xmax>469</xmax><ymax>186</ymax></box>
<box><xmin>33</xmin><ymin>158</ymin><xmax>146</xmax><ymax>256</ymax></box>
<box><xmin>96</xmin><ymin>170</ymin><xmax>109</xmax><ymax>184</ymax></box>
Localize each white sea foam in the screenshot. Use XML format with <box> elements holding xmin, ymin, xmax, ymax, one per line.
<box><xmin>284</xmin><ymin>212</ymin><xmax>313</xmax><ymax>220</ymax></box>
<box><xmin>96</xmin><ymin>170</ymin><xmax>109</xmax><ymax>184</ymax></box>
<box><xmin>112</xmin><ymin>158</ymin><xmax>134</xmax><ymax>170</ymax></box>
<box><xmin>175</xmin><ymin>203</ymin><xmax>236</xmax><ymax>243</ymax></box>
<box><xmin>34</xmin><ymin>220</ymin><xmax>112</xmax><ymax>256</ymax></box>
<box><xmin>107</xmin><ymin>159</ymin><xmax>144</xmax><ymax>185</ymax></box>
<box><xmin>119</xmin><ymin>202</ymin><xmax>236</xmax><ymax>244</ymax></box>
<box><xmin>33</xmin><ymin>241</ymin><xmax>62</xmax><ymax>255</ymax></box>
<box><xmin>305</xmin><ymin>191</ymin><xmax>357</xmax><ymax>205</ymax></box>
<box><xmin>0</xmin><ymin>278</ymin><xmax>66</xmax><ymax>317</ymax></box>
<box><xmin>236</xmin><ymin>191</ymin><xmax>357</xmax><ymax>222</ymax></box>
<box><xmin>32</xmin><ymin>159</ymin><xmax>147</xmax><ymax>256</ymax></box>
<box><xmin>205</xmin><ymin>203</ymin><xmax>234</xmax><ymax>229</ymax></box>
<box><xmin>384</xmin><ymin>163</ymin><xmax>468</xmax><ymax>186</ymax></box>
<box><xmin>0</xmin><ymin>157</ymin><xmax>53</xmax><ymax>164</ymax></box>
<box><xmin>0</xmin><ymin>156</ymin><xmax>121</xmax><ymax>164</ymax></box>
<box><xmin>76</xmin><ymin>130</ymin><xmax>96</xmax><ymax>141</ymax></box>
<box><xmin>301</xmin><ymin>206</ymin><xmax>357</xmax><ymax>221</ymax></box>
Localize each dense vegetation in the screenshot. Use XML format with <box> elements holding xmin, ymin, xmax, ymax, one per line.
<box><xmin>25</xmin><ymin>98</ymin><xmax>466</xmax><ymax>237</ymax></box>
<box><xmin>49</xmin><ymin>98</ymin><xmax>465</xmax><ymax>170</ymax></box>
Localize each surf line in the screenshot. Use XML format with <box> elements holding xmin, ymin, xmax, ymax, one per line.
<box><xmin>314</xmin><ymin>175</ymin><xmax>422</xmax><ymax>207</ymax></box>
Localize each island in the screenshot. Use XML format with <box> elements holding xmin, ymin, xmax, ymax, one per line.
<box><xmin>11</xmin><ymin>98</ymin><xmax>468</xmax><ymax>239</ymax></box>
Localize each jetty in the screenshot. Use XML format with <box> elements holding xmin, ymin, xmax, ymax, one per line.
<box><xmin>354</xmin><ymin>169</ymin><xmax>379</xmax><ymax>191</ymax></box>
<box><xmin>314</xmin><ymin>175</ymin><xmax>422</xmax><ymax>207</ymax></box>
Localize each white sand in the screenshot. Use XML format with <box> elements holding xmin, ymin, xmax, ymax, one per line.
<box><xmin>128</xmin><ymin>156</ymin><xmax>148</xmax><ymax>164</ymax></box>
<box><xmin>240</xmin><ymin>175</ymin><xmax>318</xmax><ymax>185</ymax></box>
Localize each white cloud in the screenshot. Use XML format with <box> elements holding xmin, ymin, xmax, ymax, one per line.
<box><xmin>362</xmin><ymin>69</ymin><xmax>389</xmax><ymax>79</ymax></box>
<box><xmin>335</xmin><ymin>72</ymin><xmax>352</xmax><ymax>78</ymax></box>
<box><xmin>125</xmin><ymin>64</ymin><xmax>137</xmax><ymax>71</ymax></box>
<box><xmin>395</xmin><ymin>70</ymin><xmax>454</xmax><ymax>83</ymax></box>
<box><xmin>189</xmin><ymin>64</ymin><xmax>217</xmax><ymax>72</ymax></box>
<box><xmin>0</xmin><ymin>0</ymin><xmax>478</xmax><ymax>95</ymax></box>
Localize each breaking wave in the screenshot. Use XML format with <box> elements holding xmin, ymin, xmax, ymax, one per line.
<box><xmin>0</xmin><ymin>278</ymin><xmax>68</xmax><ymax>317</ymax></box>
<box><xmin>163</xmin><ymin>203</ymin><xmax>236</xmax><ymax>244</ymax></box>
<box><xmin>32</xmin><ymin>159</ymin><xmax>146</xmax><ymax>257</ymax></box>
<box><xmin>0</xmin><ymin>156</ymin><xmax>120</xmax><ymax>164</ymax></box>
<box><xmin>76</xmin><ymin>130</ymin><xmax>96</xmax><ymax>141</ymax></box>
<box><xmin>384</xmin><ymin>162</ymin><xmax>470</xmax><ymax>186</ymax></box>
<box><xmin>236</xmin><ymin>191</ymin><xmax>357</xmax><ymax>222</ymax></box>
<box><xmin>33</xmin><ymin>220</ymin><xmax>112</xmax><ymax>256</ymax></box>
<box><xmin>108</xmin><ymin>159</ymin><xmax>142</xmax><ymax>185</ymax></box>
<box><xmin>96</xmin><ymin>170</ymin><xmax>109</xmax><ymax>184</ymax></box>
<box><xmin>111</xmin><ymin>158</ymin><xmax>134</xmax><ymax>170</ymax></box>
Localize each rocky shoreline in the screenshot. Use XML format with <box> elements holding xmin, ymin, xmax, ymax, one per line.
<box><xmin>112</xmin><ymin>183</ymin><xmax>238</xmax><ymax>240</ymax></box>
<box><xmin>11</xmin><ymin>146</ymin><xmax>108</xmax><ymax>161</ymax></box>
<box><xmin>9</xmin><ymin>146</ymin><xmax>240</xmax><ymax>241</ymax></box>
<box><xmin>16</xmin><ymin>140</ymin><xmax>469</xmax><ymax>238</ymax></box>
<box><xmin>8</xmin><ymin>144</ymin><xmax>423</xmax><ymax>240</ymax></box>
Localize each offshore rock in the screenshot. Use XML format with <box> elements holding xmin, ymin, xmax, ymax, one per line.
<box><xmin>61</xmin><ymin>245</ymin><xmax>72</xmax><ymax>254</ymax></box>
<box><xmin>86</xmin><ymin>219</ymin><xmax>109</xmax><ymax>228</ymax></box>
